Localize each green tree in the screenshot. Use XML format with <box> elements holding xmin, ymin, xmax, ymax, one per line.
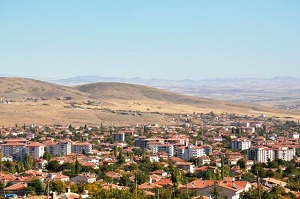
<box><xmin>237</xmin><ymin>158</ymin><xmax>246</xmax><ymax>170</ymax></box>
<box><xmin>50</xmin><ymin>180</ymin><xmax>66</xmax><ymax>194</ymax></box>
<box><xmin>28</xmin><ymin>178</ymin><xmax>46</xmax><ymax>195</ymax></box>
<box><xmin>170</xmin><ymin>165</ymin><xmax>183</xmax><ymax>191</ymax></box>
<box><xmin>75</xmin><ymin>158</ymin><xmax>81</xmax><ymax>175</ymax></box>
<box><xmin>210</xmin><ymin>181</ymin><xmax>223</xmax><ymax>199</ymax></box>
<box><xmin>46</xmin><ymin>160</ymin><xmax>60</xmax><ymax>172</ymax></box>
<box><xmin>43</xmin><ymin>148</ymin><xmax>51</xmax><ymax>162</ymax></box>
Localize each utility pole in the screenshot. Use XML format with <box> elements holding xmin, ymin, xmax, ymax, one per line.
<box><xmin>135</xmin><ymin>172</ymin><xmax>138</xmax><ymax>199</ymax></box>
<box><xmin>47</xmin><ymin>182</ymin><xmax>49</xmax><ymax>199</ymax></box>
<box><xmin>256</xmin><ymin>171</ymin><xmax>261</xmax><ymax>199</ymax></box>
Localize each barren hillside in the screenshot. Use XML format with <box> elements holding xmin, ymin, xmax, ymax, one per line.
<box><xmin>0</xmin><ymin>77</ymin><xmax>299</xmax><ymax>127</ymax></box>
<box><xmin>0</xmin><ymin>77</ymin><xmax>87</xmax><ymax>100</ymax></box>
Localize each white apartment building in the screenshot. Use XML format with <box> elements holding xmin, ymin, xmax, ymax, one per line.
<box><xmin>247</xmin><ymin>146</ymin><xmax>274</xmax><ymax>163</ymax></box>
<box><xmin>1</xmin><ymin>141</ymin><xmax>45</xmax><ymax>160</ymax></box>
<box><xmin>26</xmin><ymin>142</ymin><xmax>45</xmax><ymax>159</ymax></box>
<box><xmin>46</xmin><ymin>141</ymin><xmax>72</xmax><ymax>156</ymax></box>
<box><xmin>231</xmin><ymin>138</ymin><xmax>251</xmax><ymax>151</ymax></box>
<box><xmin>247</xmin><ymin>146</ymin><xmax>295</xmax><ymax>163</ymax></box>
<box><xmin>185</xmin><ymin>145</ymin><xmax>206</xmax><ymax>160</ymax></box>
<box><xmin>177</xmin><ymin>145</ymin><xmax>207</xmax><ymax>160</ymax></box>
<box><xmin>157</xmin><ymin>144</ymin><xmax>174</xmax><ymax>157</ymax></box>
<box><xmin>1</xmin><ymin>142</ymin><xmax>26</xmax><ymax>160</ymax></box>
<box><xmin>147</xmin><ymin>142</ymin><xmax>160</xmax><ymax>153</ymax></box>
<box><xmin>71</xmin><ymin>142</ymin><xmax>92</xmax><ymax>154</ymax></box>
<box><xmin>273</xmin><ymin>146</ymin><xmax>296</xmax><ymax>161</ymax></box>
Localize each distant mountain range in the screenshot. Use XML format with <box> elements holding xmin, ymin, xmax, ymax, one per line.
<box><xmin>53</xmin><ymin>76</ymin><xmax>300</xmax><ymax>108</ymax></box>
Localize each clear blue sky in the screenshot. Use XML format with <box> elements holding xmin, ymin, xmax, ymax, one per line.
<box><xmin>0</xmin><ymin>1</ymin><xmax>299</xmax><ymax>80</ymax></box>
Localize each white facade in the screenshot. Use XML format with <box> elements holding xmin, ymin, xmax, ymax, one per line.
<box><xmin>273</xmin><ymin>147</ymin><xmax>296</xmax><ymax>161</ymax></box>
<box><xmin>26</xmin><ymin>142</ymin><xmax>45</xmax><ymax>158</ymax></box>
<box><xmin>247</xmin><ymin>146</ymin><xmax>295</xmax><ymax>163</ymax></box>
<box><xmin>231</xmin><ymin>138</ymin><xmax>251</xmax><ymax>151</ymax></box>
<box><xmin>184</xmin><ymin>146</ymin><xmax>206</xmax><ymax>160</ymax></box>
<box><xmin>147</xmin><ymin>142</ymin><xmax>159</xmax><ymax>153</ymax></box>
<box><xmin>157</xmin><ymin>144</ymin><xmax>174</xmax><ymax>157</ymax></box>
<box><xmin>1</xmin><ymin>143</ymin><xmax>26</xmax><ymax>160</ymax></box>
<box><xmin>177</xmin><ymin>145</ymin><xmax>207</xmax><ymax>160</ymax></box>
<box><xmin>1</xmin><ymin>142</ymin><xmax>44</xmax><ymax>160</ymax></box>
<box><xmin>46</xmin><ymin>141</ymin><xmax>72</xmax><ymax>156</ymax></box>
<box><xmin>71</xmin><ymin>142</ymin><xmax>92</xmax><ymax>154</ymax></box>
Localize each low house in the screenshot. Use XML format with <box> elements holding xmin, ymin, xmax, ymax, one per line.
<box><xmin>198</xmin><ymin>156</ymin><xmax>211</xmax><ymax>166</ymax></box>
<box><xmin>101</xmin><ymin>183</ymin><xmax>129</xmax><ymax>190</ymax></box>
<box><xmin>153</xmin><ymin>178</ymin><xmax>173</xmax><ymax>188</ymax></box>
<box><xmin>138</xmin><ymin>182</ymin><xmax>162</xmax><ymax>191</ymax></box>
<box><xmin>261</xmin><ymin>178</ymin><xmax>287</xmax><ymax>188</ymax></box>
<box><xmin>70</xmin><ymin>173</ymin><xmax>97</xmax><ymax>184</ymax></box>
<box><xmin>180</xmin><ymin>179</ymin><xmax>251</xmax><ymax>199</ymax></box>
<box><xmin>52</xmin><ymin>187</ymin><xmax>89</xmax><ymax>199</ymax></box>
<box><xmin>4</xmin><ymin>182</ymin><xmax>27</xmax><ymax>196</ymax></box>
<box><xmin>47</xmin><ymin>173</ymin><xmax>69</xmax><ymax>182</ymax></box>
<box><xmin>176</xmin><ymin>162</ymin><xmax>195</xmax><ymax>173</ymax></box>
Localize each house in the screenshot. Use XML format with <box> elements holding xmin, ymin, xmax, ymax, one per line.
<box><xmin>150</xmin><ymin>170</ymin><xmax>168</xmax><ymax>177</ymax></box>
<box><xmin>138</xmin><ymin>182</ymin><xmax>162</xmax><ymax>191</ymax></box>
<box><xmin>52</xmin><ymin>187</ymin><xmax>89</xmax><ymax>199</ymax></box>
<box><xmin>180</xmin><ymin>179</ymin><xmax>251</xmax><ymax>199</ymax></box>
<box><xmin>105</xmin><ymin>171</ymin><xmax>122</xmax><ymax>179</ymax></box>
<box><xmin>176</xmin><ymin>162</ymin><xmax>195</xmax><ymax>173</ymax></box>
<box><xmin>81</xmin><ymin>162</ymin><xmax>99</xmax><ymax>169</ymax></box>
<box><xmin>198</xmin><ymin>156</ymin><xmax>211</xmax><ymax>166</ymax></box>
<box><xmin>101</xmin><ymin>183</ymin><xmax>129</xmax><ymax>190</ymax></box>
<box><xmin>4</xmin><ymin>182</ymin><xmax>27</xmax><ymax>196</ymax></box>
<box><xmin>71</xmin><ymin>173</ymin><xmax>97</xmax><ymax>184</ymax></box>
<box><xmin>261</xmin><ymin>178</ymin><xmax>287</xmax><ymax>188</ymax></box>
<box><xmin>153</xmin><ymin>178</ymin><xmax>173</xmax><ymax>188</ymax></box>
<box><xmin>47</xmin><ymin>173</ymin><xmax>70</xmax><ymax>182</ymax></box>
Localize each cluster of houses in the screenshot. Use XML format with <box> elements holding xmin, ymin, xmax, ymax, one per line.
<box><xmin>0</xmin><ymin>113</ymin><xmax>299</xmax><ymax>198</ymax></box>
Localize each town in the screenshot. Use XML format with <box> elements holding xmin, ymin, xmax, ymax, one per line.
<box><xmin>0</xmin><ymin>112</ymin><xmax>299</xmax><ymax>199</ymax></box>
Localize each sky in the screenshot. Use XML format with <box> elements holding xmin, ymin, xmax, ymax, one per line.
<box><xmin>0</xmin><ymin>1</ymin><xmax>299</xmax><ymax>80</ymax></box>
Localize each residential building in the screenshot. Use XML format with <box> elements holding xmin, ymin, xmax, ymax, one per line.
<box><xmin>71</xmin><ymin>142</ymin><xmax>92</xmax><ymax>154</ymax></box>
<box><xmin>181</xmin><ymin>179</ymin><xmax>251</xmax><ymax>199</ymax></box>
<box><xmin>157</xmin><ymin>144</ymin><xmax>174</xmax><ymax>157</ymax></box>
<box><xmin>46</xmin><ymin>141</ymin><xmax>72</xmax><ymax>156</ymax></box>
<box><xmin>247</xmin><ymin>146</ymin><xmax>295</xmax><ymax>163</ymax></box>
<box><xmin>247</xmin><ymin>146</ymin><xmax>274</xmax><ymax>163</ymax></box>
<box><xmin>1</xmin><ymin>143</ymin><xmax>26</xmax><ymax>160</ymax></box>
<box><xmin>231</xmin><ymin>138</ymin><xmax>251</xmax><ymax>151</ymax></box>
<box><xmin>177</xmin><ymin>145</ymin><xmax>207</xmax><ymax>160</ymax></box>
<box><xmin>26</xmin><ymin>142</ymin><xmax>45</xmax><ymax>159</ymax></box>
<box><xmin>70</xmin><ymin>173</ymin><xmax>97</xmax><ymax>184</ymax></box>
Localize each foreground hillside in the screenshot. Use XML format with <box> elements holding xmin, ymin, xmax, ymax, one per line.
<box><xmin>0</xmin><ymin>77</ymin><xmax>299</xmax><ymax>127</ymax></box>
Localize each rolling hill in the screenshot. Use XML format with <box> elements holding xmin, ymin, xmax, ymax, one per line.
<box><xmin>0</xmin><ymin>77</ymin><xmax>87</xmax><ymax>100</ymax></box>
<box><xmin>54</xmin><ymin>75</ymin><xmax>300</xmax><ymax>109</ymax></box>
<box><xmin>0</xmin><ymin>77</ymin><xmax>299</xmax><ymax>127</ymax></box>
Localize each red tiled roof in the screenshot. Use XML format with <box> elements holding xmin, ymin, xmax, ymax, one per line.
<box><xmin>4</xmin><ymin>182</ymin><xmax>27</xmax><ymax>190</ymax></box>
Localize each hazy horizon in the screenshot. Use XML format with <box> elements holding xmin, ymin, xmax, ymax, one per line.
<box><xmin>1</xmin><ymin>74</ymin><xmax>300</xmax><ymax>82</ymax></box>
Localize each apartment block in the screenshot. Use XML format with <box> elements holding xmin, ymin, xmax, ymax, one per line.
<box><xmin>231</xmin><ymin>138</ymin><xmax>251</xmax><ymax>151</ymax></box>
<box><xmin>71</xmin><ymin>142</ymin><xmax>92</xmax><ymax>154</ymax></box>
